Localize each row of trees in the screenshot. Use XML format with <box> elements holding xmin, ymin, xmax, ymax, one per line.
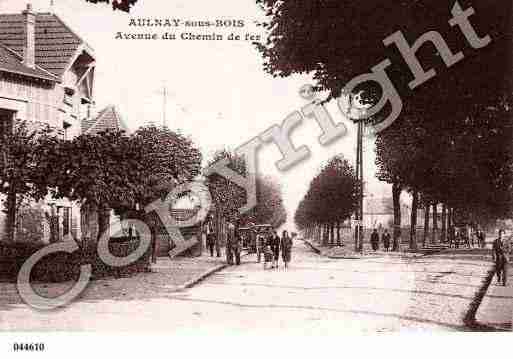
<box><xmin>257</xmin><ymin>0</ymin><xmax>513</xmax><ymax>248</ymax></box>
<box><xmin>373</xmin><ymin>0</ymin><xmax>513</xmax><ymax>247</ymax></box>
<box><xmin>1</xmin><ymin>122</ymin><xmax>287</xmax><ymax>257</ymax></box>
<box><xmin>294</xmin><ymin>156</ymin><xmax>358</xmax><ymax>246</ymax></box>
<box><xmin>1</xmin><ymin>122</ymin><xmax>202</xmax><ymax>245</ymax></box>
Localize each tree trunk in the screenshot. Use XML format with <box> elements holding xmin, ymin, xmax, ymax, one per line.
<box><xmin>3</xmin><ymin>188</ymin><xmax>17</xmax><ymax>242</ymax></box>
<box><xmin>441</xmin><ymin>204</ymin><xmax>447</xmax><ymax>243</ymax></box>
<box><xmin>97</xmin><ymin>205</ymin><xmax>111</xmax><ymax>242</ymax></box>
<box><xmin>432</xmin><ymin>203</ymin><xmax>438</xmax><ymax>244</ymax></box>
<box><xmin>410</xmin><ymin>189</ymin><xmax>418</xmax><ymax>250</ymax></box>
<box><xmin>330</xmin><ymin>223</ymin><xmax>335</xmax><ymax>245</ymax></box>
<box><xmin>198</xmin><ymin>221</ymin><xmax>204</xmax><ymax>256</ymax></box>
<box><xmin>215</xmin><ymin>211</ymin><xmax>221</xmax><ymax>257</ymax></box>
<box><xmin>392</xmin><ymin>182</ymin><xmax>401</xmax><ymax>251</ymax></box>
<box><xmin>322</xmin><ymin>223</ymin><xmax>328</xmax><ymax>246</ymax></box>
<box><xmin>448</xmin><ymin>207</ymin><xmax>454</xmax><ymax>245</ymax></box>
<box><xmin>448</xmin><ymin>207</ymin><xmax>453</xmax><ymax>232</ymax></box>
<box><xmin>149</xmin><ymin>222</ymin><xmax>157</xmax><ymax>265</ymax></box>
<box><xmin>423</xmin><ymin>202</ymin><xmax>430</xmax><ymax>247</ymax></box>
<box><xmin>336</xmin><ymin>221</ymin><xmax>341</xmax><ymax>246</ymax></box>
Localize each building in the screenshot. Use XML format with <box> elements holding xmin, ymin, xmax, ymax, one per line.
<box><xmin>82</xmin><ymin>105</ymin><xmax>128</xmax><ymax>135</ymax></box>
<box><xmin>363</xmin><ymin>196</ymin><xmax>413</xmax><ymax>229</ymax></box>
<box><xmin>0</xmin><ymin>4</ymin><xmax>121</xmax><ymax>243</ymax></box>
<box><xmin>0</xmin><ymin>4</ymin><xmax>95</xmax><ymax>138</ymax></box>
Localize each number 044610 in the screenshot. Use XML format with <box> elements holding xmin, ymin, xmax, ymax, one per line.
<box><xmin>12</xmin><ymin>343</ymin><xmax>45</xmax><ymax>352</ymax></box>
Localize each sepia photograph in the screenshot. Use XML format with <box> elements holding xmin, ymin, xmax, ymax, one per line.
<box><xmin>0</xmin><ymin>0</ymin><xmax>511</xmax><ymax>356</ymax></box>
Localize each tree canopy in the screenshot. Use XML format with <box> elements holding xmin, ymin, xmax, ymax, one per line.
<box><xmin>84</xmin><ymin>0</ymin><xmax>138</xmax><ymax>12</ymax></box>
<box><xmin>0</xmin><ymin>122</ymin><xmax>59</xmax><ymax>241</ymax></box>
<box><xmin>206</xmin><ymin>149</ymin><xmax>287</xmax><ymax>228</ymax></box>
<box><xmin>257</xmin><ymin>0</ymin><xmax>513</xmax><ymax>226</ymax></box>
<box><xmin>295</xmin><ymin>155</ymin><xmax>358</xmax><ymax>231</ymax></box>
<box><xmin>242</xmin><ymin>175</ymin><xmax>287</xmax><ymax>228</ymax></box>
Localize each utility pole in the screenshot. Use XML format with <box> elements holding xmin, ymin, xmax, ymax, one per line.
<box><xmin>162</xmin><ymin>85</ymin><xmax>167</xmax><ymax>128</ymax></box>
<box><xmin>355</xmin><ymin>119</ymin><xmax>364</xmax><ymax>252</ymax></box>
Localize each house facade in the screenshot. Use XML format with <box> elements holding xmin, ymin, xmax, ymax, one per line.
<box><xmin>0</xmin><ymin>4</ymin><xmax>95</xmax><ymax>139</ymax></box>
<box><xmin>363</xmin><ymin>196</ymin><xmax>417</xmax><ymax>229</ymax></box>
<box><xmin>0</xmin><ymin>4</ymin><xmax>119</xmax><ymax>243</ymax></box>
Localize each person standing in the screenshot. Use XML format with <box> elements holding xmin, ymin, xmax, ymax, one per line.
<box><xmin>281</xmin><ymin>230</ymin><xmax>293</xmax><ymax>269</ymax></box>
<box><xmin>256</xmin><ymin>230</ymin><xmax>266</xmax><ymax>263</ymax></box>
<box><xmin>206</xmin><ymin>221</ymin><xmax>215</xmax><ymax>257</ymax></box>
<box><xmin>270</xmin><ymin>230</ymin><xmax>281</xmax><ymax>269</ymax></box>
<box><xmin>256</xmin><ymin>231</ymin><xmax>262</xmax><ymax>263</ymax></box>
<box><xmin>382</xmin><ymin>229</ymin><xmax>391</xmax><ymax>252</ymax></box>
<box><xmin>492</xmin><ymin>229</ymin><xmax>511</xmax><ymax>286</ymax></box>
<box><xmin>371</xmin><ymin>228</ymin><xmax>379</xmax><ymax>251</ymax></box>
<box><xmin>226</xmin><ymin>222</ymin><xmax>236</xmax><ymax>265</ymax></box>
<box><xmin>233</xmin><ymin>224</ymin><xmax>242</xmax><ymax>265</ymax></box>
<box><xmin>479</xmin><ymin>230</ymin><xmax>486</xmax><ymax>248</ymax></box>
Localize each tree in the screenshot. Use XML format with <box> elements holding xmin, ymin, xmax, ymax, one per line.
<box><xmin>294</xmin><ymin>155</ymin><xmax>358</xmax><ymax>245</ymax></box>
<box><xmin>242</xmin><ymin>175</ymin><xmax>287</xmax><ymax>228</ymax></box>
<box><xmin>256</xmin><ymin>0</ymin><xmax>513</xmax><ymax>241</ymax></box>
<box><xmin>39</xmin><ymin>130</ymin><xmax>137</xmax><ymax>241</ymax></box>
<box><xmin>206</xmin><ymin>149</ymin><xmax>248</xmax><ymax>225</ymax></box>
<box><xmin>125</xmin><ymin>126</ymin><xmax>202</xmax><ymax>259</ymax></box>
<box><xmin>0</xmin><ymin>121</ymin><xmax>58</xmax><ymax>242</ymax></box>
<box><xmin>84</xmin><ymin>0</ymin><xmax>138</xmax><ymax>12</ymax></box>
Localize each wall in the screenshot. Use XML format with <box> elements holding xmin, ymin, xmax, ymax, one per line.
<box><xmin>0</xmin><ymin>70</ymin><xmax>87</xmax><ymax>139</ymax></box>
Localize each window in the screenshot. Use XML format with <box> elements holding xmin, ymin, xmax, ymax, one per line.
<box><xmin>64</xmin><ymin>87</ymin><xmax>75</xmax><ymax>106</ymax></box>
<box><xmin>63</xmin><ymin>121</ymin><xmax>71</xmax><ymax>140</ymax></box>
<box><xmin>0</xmin><ymin>109</ymin><xmax>14</xmax><ymax>140</ymax></box>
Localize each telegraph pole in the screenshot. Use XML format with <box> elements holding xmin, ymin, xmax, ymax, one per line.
<box><xmin>162</xmin><ymin>85</ymin><xmax>167</xmax><ymax>128</ymax></box>
<box><xmin>355</xmin><ymin>119</ymin><xmax>364</xmax><ymax>252</ymax></box>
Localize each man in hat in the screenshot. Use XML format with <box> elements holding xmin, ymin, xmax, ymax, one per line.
<box><xmin>492</xmin><ymin>229</ymin><xmax>511</xmax><ymax>286</ymax></box>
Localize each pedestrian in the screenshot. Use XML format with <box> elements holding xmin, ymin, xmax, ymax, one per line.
<box><xmin>479</xmin><ymin>230</ymin><xmax>486</xmax><ymax>248</ymax></box>
<box><xmin>281</xmin><ymin>230</ymin><xmax>293</xmax><ymax>269</ymax></box>
<box><xmin>371</xmin><ymin>228</ymin><xmax>379</xmax><ymax>251</ymax></box>
<box><xmin>226</xmin><ymin>222</ymin><xmax>241</xmax><ymax>265</ymax></box>
<box><xmin>270</xmin><ymin>230</ymin><xmax>281</xmax><ymax>268</ymax></box>
<box><xmin>492</xmin><ymin>229</ymin><xmax>511</xmax><ymax>286</ymax></box>
<box><xmin>382</xmin><ymin>229</ymin><xmax>391</xmax><ymax>252</ymax></box>
<box><xmin>449</xmin><ymin>226</ymin><xmax>456</xmax><ymax>248</ymax></box>
<box><xmin>256</xmin><ymin>231</ymin><xmax>264</xmax><ymax>263</ymax></box>
<box><xmin>233</xmin><ymin>225</ymin><xmax>242</xmax><ymax>265</ymax></box>
<box><xmin>206</xmin><ymin>221</ymin><xmax>215</xmax><ymax>257</ymax></box>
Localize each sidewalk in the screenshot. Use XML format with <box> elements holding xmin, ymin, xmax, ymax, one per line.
<box><xmin>152</xmin><ymin>253</ymin><xmax>230</xmax><ymax>289</ymax></box>
<box><xmin>474</xmin><ymin>263</ymin><xmax>513</xmax><ymax>331</ymax></box>
<box><xmin>0</xmin><ymin>252</ymin><xmax>233</xmax><ymax>313</ymax></box>
<box><xmin>302</xmin><ymin>238</ymin><xmax>424</xmax><ymax>259</ymax></box>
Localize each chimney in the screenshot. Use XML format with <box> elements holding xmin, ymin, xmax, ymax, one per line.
<box><xmin>22</xmin><ymin>4</ymin><xmax>36</xmax><ymax>69</ymax></box>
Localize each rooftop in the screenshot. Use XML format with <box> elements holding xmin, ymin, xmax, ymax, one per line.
<box><xmin>0</xmin><ymin>10</ymin><xmax>93</xmax><ymax>80</ymax></box>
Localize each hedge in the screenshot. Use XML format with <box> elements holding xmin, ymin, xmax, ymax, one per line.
<box><xmin>0</xmin><ymin>237</ymin><xmax>151</xmax><ymax>283</ymax></box>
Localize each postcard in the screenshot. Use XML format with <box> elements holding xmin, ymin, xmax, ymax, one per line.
<box><xmin>0</xmin><ymin>0</ymin><xmax>511</xmax><ymax>357</ymax></box>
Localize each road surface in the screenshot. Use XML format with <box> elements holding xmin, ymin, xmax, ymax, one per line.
<box><xmin>0</xmin><ymin>241</ymin><xmax>489</xmax><ymax>332</ymax></box>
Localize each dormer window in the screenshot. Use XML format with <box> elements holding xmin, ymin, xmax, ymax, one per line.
<box><xmin>64</xmin><ymin>87</ymin><xmax>75</xmax><ymax>106</ymax></box>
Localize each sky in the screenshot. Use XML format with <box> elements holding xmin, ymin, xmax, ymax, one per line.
<box><xmin>0</xmin><ymin>0</ymin><xmax>391</xmax><ymax>229</ymax></box>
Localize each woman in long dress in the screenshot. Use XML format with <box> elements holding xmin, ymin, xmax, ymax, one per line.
<box><xmin>270</xmin><ymin>230</ymin><xmax>281</xmax><ymax>269</ymax></box>
<box><xmin>281</xmin><ymin>230</ymin><xmax>292</xmax><ymax>269</ymax></box>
